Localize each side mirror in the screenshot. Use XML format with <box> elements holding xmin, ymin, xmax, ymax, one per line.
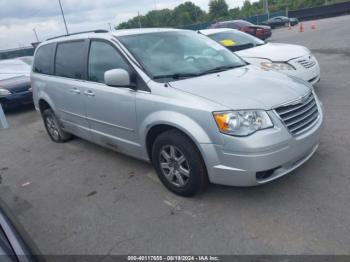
<box><xmin>104</xmin><ymin>69</ymin><xmax>132</xmax><ymax>87</ymax></box>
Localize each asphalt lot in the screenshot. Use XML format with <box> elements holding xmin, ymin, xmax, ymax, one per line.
<box><xmin>1</xmin><ymin>15</ymin><xmax>350</xmax><ymax>256</ymax></box>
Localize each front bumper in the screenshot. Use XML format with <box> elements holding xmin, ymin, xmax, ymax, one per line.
<box><xmin>201</xmin><ymin>96</ymin><xmax>323</xmax><ymax>186</ymax></box>
<box><xmin>0</xmin><ymin>91</ymin><xmax>33</xmax><ymax>109</ymax></box>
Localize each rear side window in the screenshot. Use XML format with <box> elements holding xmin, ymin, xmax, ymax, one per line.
<box><xmin>228</xmin><ymin>23</ymin><xmax>239</xmax><ymax>29</ymax></box>
<box><xmin>236</xmin><ymin>20</ymin><xmax>254</xmax><ymax>27</ymax></box>
<box><xmin>33</xmin><ymin>44</ymin><xmax>55</xmax><ymax>74</ymax></box>
<box><xmin>55</xmin><ymin>41</ymin><xmax>85</xmax><ymax>79</ymax></box>
<box><xmin>88</xmin><ymin>41</ymin><xmax>129</xmax><ymax>83</ymax></box>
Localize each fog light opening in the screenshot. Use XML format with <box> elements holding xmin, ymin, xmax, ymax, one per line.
<box><xmin>256</xmin><ymin>166</ymin><xmax>281</xmax><ymax>181</ymax></box>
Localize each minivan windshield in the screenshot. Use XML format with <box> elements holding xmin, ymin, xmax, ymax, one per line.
<box><xmin>118</xmin><ymin>31</ymin><xmax>246</xmax><ymax>82</ymax></box>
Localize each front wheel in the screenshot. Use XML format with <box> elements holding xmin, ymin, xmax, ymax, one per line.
<box><xmin>152</xmin><ymin>130</ymin><xmax>208</xmax><ymax>197</ymax></box>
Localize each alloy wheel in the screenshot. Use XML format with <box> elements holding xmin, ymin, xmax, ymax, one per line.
<box><xmin>159</xmin><ymin>145</ymin><xmax>190</xmax><ymax>187</ymax></box>
<box><xmin>45</xmin><ymin>116</ymin><xmax>60</xmax><ymax>141</ymax></box>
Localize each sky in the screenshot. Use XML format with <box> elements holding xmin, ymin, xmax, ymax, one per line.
<box><xmin>0</xmin><ymin>0</ymin><xmax>256</xmax><ymax>50</ymax></box>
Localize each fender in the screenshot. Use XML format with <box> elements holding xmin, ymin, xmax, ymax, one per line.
<box><xmin>36</xmin><ymin>90</ymin><xmax>57</xmax><ymax>115</ymax></box>
<box><xmin>139</xmin><ymin>110</ymin><xmax>213</xmax><ymax>156</ymax></box>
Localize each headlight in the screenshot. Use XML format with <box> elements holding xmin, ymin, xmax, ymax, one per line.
<box><xmin>213</xmin><ymin>110</ymin><xmax>273</xmax><ymax>136</ymax></box>
<box><xmin>261</xmin><ymin>62</ymin><xmax>295</xmax><ymax>71</ymax></box>
<box><xmin>0</xmin><ymin>88</ymin><xmax>11</xmax><ymax>97</ymax></box>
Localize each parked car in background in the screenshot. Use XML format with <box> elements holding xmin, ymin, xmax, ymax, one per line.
<box><xmin>209</xmin><ymin>20</ymin><xmax>272</xmax><ymax>40</ymax></box>
<box><xmin>201</xmin><ymin>28</ymin><xmax>320</xmax><ymax>85</ymax></box>
<box><xmin>261</xmin><ymin>16</ymin><xmax>299</xmax><ymax>29</ymax></box>
<box><xmin>32</xmin><ymin>29</ymin><xmax>323</xmax><ymax>196</ymax></box>
<box><xmin>0</xmin><ymin>200</ymin><xmax>40</xmax><ymax>261</ymax></box>
<box><xmin>17</xmin><ymin>56</ymin><xmax>34</xmax><ymax>66</ymax></box>
<box><xmin>0</xmin><ymin>58</ymin><xmax>33</xmax><ymax>110</ymax></box>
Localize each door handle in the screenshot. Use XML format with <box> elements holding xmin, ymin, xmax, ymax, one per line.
<box><xmin>70</xmin><ymin>88</ymin><xmax>81</xmax><ymax>94</ymax></box>
<box><xmin>84</xmin><ymin>90</ymin><xmax>95</xmax><ymax>97</ymax></box>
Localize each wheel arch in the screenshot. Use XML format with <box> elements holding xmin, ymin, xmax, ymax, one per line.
<box><xmin>37</xmin><ymin>92</ymin><xmax>57</xmax><ymax>115</ymax></box>
<box><xmin>141</xmin><ymin>111</ymin><xmax>213</xmax><ymax>162</ymax></box>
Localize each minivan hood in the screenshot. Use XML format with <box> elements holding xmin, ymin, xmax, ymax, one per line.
<box><xmin>236</xmin><ymin>42</ymin><xmax>310</xmax><ymax>61</ymax></box>
<box><xmin>169</xmin><ymin>66</ymin><xmax>311</xmax><ymax>110</ymax></box>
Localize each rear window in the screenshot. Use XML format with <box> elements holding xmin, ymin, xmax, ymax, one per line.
<box><xmin>55</xmin><ymin>41</ymin><xmax>86</xmax><ymax>79</ymax></box>
<box><xmin>33</xmin><ymin>44</ymin><xmax>55</xmax><ymax>74</ymax></box>
<box><xmin>236</xmin><ymin>20</ymin><xmax>254</xmax><ymax>27</ymax></box>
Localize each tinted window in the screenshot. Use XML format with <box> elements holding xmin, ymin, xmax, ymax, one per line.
<box><xmin>55</xmin><ymin>41</ymin><xmax>85</xmax><ymax>79</ymax></box>
<box><xmin>88</xmin><ymin>41</ymin><xmax>129</xmax><ymax>83</ymax></box>
<box><xmin>236</xmin><ymin>20</ymin><xmax>254</xmax><ymax>27</ymax></box>
<box><xmin>33</xmin><ymin>44</ymin><xmax>54</xmax><ymax>74</ymax></box>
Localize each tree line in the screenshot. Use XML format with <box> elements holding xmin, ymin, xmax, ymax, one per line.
<box><xmin>117</xmin><ymin>0</ymin><xmax>349</xmax><ymax>29</ymax></box>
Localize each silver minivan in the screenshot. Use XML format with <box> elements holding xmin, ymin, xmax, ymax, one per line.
<box><xmin>32</xmin><ymin>29</ymin><xmax>323</xmax><ymax>196</ymax></box>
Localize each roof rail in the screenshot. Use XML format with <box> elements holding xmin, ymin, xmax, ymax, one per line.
<box><xmin>46</xmin><ymin>29</ymin><xmax>109</xmax><ymax>41</ymax></box>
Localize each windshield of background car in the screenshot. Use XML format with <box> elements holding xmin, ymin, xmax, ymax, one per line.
<box><xmin>17</xmin><ymin>57</ymin><xmax>33</xmax><ymax>66</ymax></box>
<box><xmin>209</xmin><ymin>30</ymin><xmax>265</xmax><ymax>51</ymax></box>
<box><xmin>118</xmin><ymin>31</ymin><xmax>246</xmax><ymax>81</ymax></box>
<box><xmin>236</xmin><ymin>20</ymin><xmax>254</xmax><ymax>27</ymax></box>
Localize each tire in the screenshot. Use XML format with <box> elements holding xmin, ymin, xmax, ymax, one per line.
<box><xmin>152</xmin><ymin>129</ymin><xmax>208</xmax><ymax>197</ymax></box>
<box><xmin>42</xmin><ymin>108</ymin><xmax>71</xmax><ymax>143</ymax></box>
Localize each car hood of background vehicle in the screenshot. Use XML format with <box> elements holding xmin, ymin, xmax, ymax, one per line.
<box><xmin>236</xmin><ymin>42</ymin><xmax>310</xmax><ymax>61</ymax></box>
<box><xmin>0</xmin><ymin>72</ymin><xmax>29</xmax><ymax>81</ymax></box>
<box><xmin>0</xmin><ymin>75</ymin><xmax>31</xmax><ymax>91</ymax></box>
<box><xmin>169</xmin><ymin>65</ymin><xmax>311</xmax><ymax>110</ymax></box>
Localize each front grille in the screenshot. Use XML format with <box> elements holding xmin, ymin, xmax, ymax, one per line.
<box><xmin>297</xmin><ymin>57</ymin><xmax>316</xmax><ymax>68</ymax></box>
<box><xmin>275</xmin><ymin>92</ymin><xmax>319</xmax><ymax>136</ymax></box>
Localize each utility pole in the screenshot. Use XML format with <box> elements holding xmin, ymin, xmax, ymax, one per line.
<box><xmin>58</xmin><ymin>0</ymin><xmax>69</xmax><ymax>35</ymax></box>
<box><xmin>33</xmin><ymin>28</ymin><xmax>39</xmax><ymax>42</ymax></box>
<box><xmin>194</xmin><ymin>6</ymin><xmax>198</xmax><ymax>22</ymax></box>
<box><xmin>138</xmin><ymin>12</ymin><xmax>142</xmax><ymax>28</ymax></box>
<box><xmin>108</xmin><ymin>23</ymin><xmax>112</xmax><ymax>31</ymax></box>
<box><xmin>263</xmin><ymin>0</ymin><xmax>269</xmax><ymax>19</ymax></box>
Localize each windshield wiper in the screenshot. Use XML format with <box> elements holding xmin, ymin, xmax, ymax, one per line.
<box><xmin>153</xmin><ymin>72</ymin><xmax>200</xmax><ymax>80</ymax></box>
<box><xmin>199</xmin><ymin>65</ymin><xmax>244</xmax><ymax>76</ymax></box>
<box><xmin>153</xmin><ymin>65</ymin><xmax>246</xmax><ymax>80</ymax></box>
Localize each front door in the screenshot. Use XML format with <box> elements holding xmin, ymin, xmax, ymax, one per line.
<box><xmin>83</xmin><ymin>40</ymin><xmax>140</xmax><ymax>157</ymax></box>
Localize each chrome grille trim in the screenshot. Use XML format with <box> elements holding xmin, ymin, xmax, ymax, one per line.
<box><xmin>275</xmin><ymin>92</ymin><xmax>319</xmax><ymax>136</ymax></box>
<box><xmin>297</xmin><ymin>58</ymin><xmax>316</xmax><ymax>68</ymax></box>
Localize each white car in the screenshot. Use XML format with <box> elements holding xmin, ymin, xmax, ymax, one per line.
<box><xmin>200</xmin><ymin>28</ymin><xmax>320</xmax><ymax>85</ymax></box>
